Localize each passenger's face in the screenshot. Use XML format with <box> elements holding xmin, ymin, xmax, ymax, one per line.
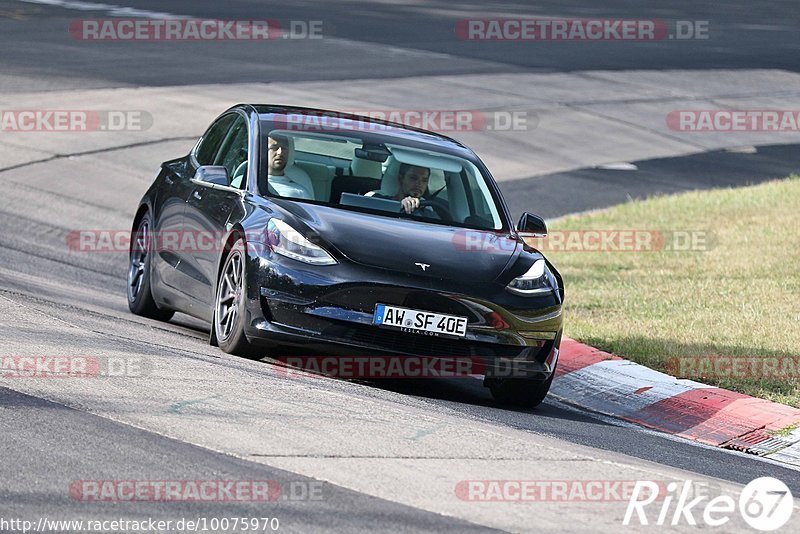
<box><xmin>399</xmin><ymin>166</ymin><xmax>430</xmax><ymax>198</ymax></box>
<box><xmin>267</xmin><ymin>136</ymin><xmax>289</xmax><ymax>174</ymax></box>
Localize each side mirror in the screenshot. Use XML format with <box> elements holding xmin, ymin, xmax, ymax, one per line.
<box><xmin>517</xmin><ymin>212</ymin><xmax>547</xmax><ymax>238</ymax></box>
<box><xmin>192</xmin><ymin>165</ymin><xmax>229</xmax><ymax>187</ymax></box>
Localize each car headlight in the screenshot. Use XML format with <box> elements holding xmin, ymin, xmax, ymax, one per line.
<box><xmin>506</xmin><ymin>259</ymin><xmax>554</xmax><ymax>296</ymax></box>
<box><xmin>267</xmin><ymin>219</ymin><xmax>336</xmax><ymax>265</ymax></box>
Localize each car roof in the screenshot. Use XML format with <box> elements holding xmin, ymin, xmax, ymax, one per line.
<box><xmin>239</xmin><ymin>104</ymin><xmax>472</xmax><ymax>154</ymax></box>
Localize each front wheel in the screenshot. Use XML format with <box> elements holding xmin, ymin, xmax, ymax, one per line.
<box><xmin>127</xmin><ymin>212</ymin><xmax>174</xmax><ymax>321</ymax></box>
<box><xmin>486</xmin><ymin>372</ymin><xmax>554</xmax><ymax>408</ymax></box>
<box><xmin>214</xmin><ymin>238</ymin><xmax>254</xmax><ymax>356</ymax></box>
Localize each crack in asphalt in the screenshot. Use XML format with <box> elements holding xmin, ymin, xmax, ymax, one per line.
<box><xmin>0</xmin><ymin>239</ymin><xmax>120</xmax><ymax>278</ymax></box>
<box><xmin>0</xmin><ymin>289</ymin><xmax>221</xmax><ymax>363</ymax></box>
<box><xmin>0</xmin><ymin>286</ymin><xmax>207</xmax><ymax>338</ymax></box>
<box><xmin>5</xmin><ymin>179</ymin><xmax>136</xmax><ymax>216</ymax></box>
<box><xmin>0</xmin><ymin>136</ymin><xmax>197</xmax><ymax>174</ymax></box>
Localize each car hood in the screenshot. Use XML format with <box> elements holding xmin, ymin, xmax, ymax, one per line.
<box><xmin>275</xmin><ymin>201</ymin><xmax>520</xmax><ymax>282</ymax></box>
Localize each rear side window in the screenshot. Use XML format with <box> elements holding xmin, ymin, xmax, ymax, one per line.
<box><xmin>196</xmin><ymin>114</ymin><xmax>237</xmax><ymax>165</ymax></box>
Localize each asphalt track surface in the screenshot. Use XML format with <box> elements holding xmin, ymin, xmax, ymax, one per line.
<box><xmin>1</xmin><ymin>1</ymin><xmax>800</xmax><ymax>532</ymax></box>
<box><xmin>503</xmin><ymin>143</ymin><xmax>800</xmax><ymax>219</ymax></box>
<box><xmin>2</xmin><ymin>0</ymin><xmax>800</xmax><ymax>90</ymax></box>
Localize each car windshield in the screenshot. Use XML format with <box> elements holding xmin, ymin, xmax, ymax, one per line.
<box><xmin>258</xmin><ymin>114</ymin><xmax>505</xmax><ymax>231</ymax></box>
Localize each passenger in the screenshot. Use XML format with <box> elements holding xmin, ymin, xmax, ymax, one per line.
<box><xmin>266</xmin><ymin>134</ymin><xmax>313</xmax><ymax>199</ymax></box>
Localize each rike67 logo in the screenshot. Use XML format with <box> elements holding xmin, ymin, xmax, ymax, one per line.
<box><xmin>624</xmin><ymin>477</ymin><xmax>793</xmax><ymax>531</ymax></box>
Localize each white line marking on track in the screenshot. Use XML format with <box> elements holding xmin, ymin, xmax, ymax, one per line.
<box><xmin>17</xmin><ymin>0</ymin><xmax>183</xmax><ymax>19</ymax></box>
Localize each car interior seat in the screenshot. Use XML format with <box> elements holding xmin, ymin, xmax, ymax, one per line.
<box><xmin>368</xmin><ymin>156</ymin><xmax>446</xmax><ymax>198</ymax></box>
<box><xmin>350</xmin><ymin>152</ymin><xmax>383</xmax><ymax>180</ymax></box>
<box><xmin>282</xmin><ymin>136</ymin><xmax>316</xmax><ymax>199</ymax></box>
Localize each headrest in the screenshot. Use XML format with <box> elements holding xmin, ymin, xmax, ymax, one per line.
<box><xmin>378</xmin><ymin>156</ymin><xmax>446</xmax><ymax>197</ymax></box>
<box><xmin>284</xmin><ymin>135</ymin><xmax>296</xmax><ymax>166</ymax></box>
<box><xmin>350</xmin><ymin>152</ymin><xmax>382</xmax><ymax>179</ymax></box>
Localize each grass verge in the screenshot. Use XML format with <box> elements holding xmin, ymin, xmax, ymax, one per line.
<box><xmin>536</xmin><ymin>175</ymin><xmax>800</xmax><ymax>406</ymax></box>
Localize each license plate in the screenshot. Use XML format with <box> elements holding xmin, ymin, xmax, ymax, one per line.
<box><xmin>373</xmin><ymin>304</ymin><xmax>468</xmax><ymax>338</ymax></box>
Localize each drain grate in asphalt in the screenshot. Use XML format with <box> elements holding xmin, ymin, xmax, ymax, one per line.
<box><xmin>721</xmin><ymin>429</ymin><xmax>800</xmax><ymax>456</ymax></box>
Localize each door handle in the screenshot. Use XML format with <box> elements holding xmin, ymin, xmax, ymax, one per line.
<box><xmin>165</xmin><ymin>175</ymin><xmax>174</xmax><ymax>185</ymax></box>
<box><xmin>192</xmin><ymin>190</ymin><xmax>202</xmax><ymax>200</ymax></box>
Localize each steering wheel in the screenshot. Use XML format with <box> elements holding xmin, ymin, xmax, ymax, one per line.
<box><xmin>400</xmin><ymin>199</ymin><xmax>452</xmax><ymax>220</ymax></box>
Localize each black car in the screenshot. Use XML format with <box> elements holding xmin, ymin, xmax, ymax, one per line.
<box><xmin>127</xmin><ymin>105</ymin><xmax>564</xmax><ymax>407</ymax></box>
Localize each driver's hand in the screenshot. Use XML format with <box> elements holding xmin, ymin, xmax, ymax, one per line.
<box><xmin>400</xmin><ymin>196</ymin><xmax>420</xmax><ymax>214</ymax></box>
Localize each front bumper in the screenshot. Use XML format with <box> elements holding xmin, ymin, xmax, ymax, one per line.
<box><xmin>242</xmin><ymin>249</ymin><xmax>563</xmax><ymax>379</ymax></box>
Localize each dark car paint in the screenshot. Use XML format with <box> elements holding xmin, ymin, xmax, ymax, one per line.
<box><xmin>270</xmin><ymin>199</ymin><xmax>523</xmax><ymax>282</ymax></box>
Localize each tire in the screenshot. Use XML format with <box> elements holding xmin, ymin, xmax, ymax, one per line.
<box><xmin>127</xmin><ymin>212</ymin><xmax>174</xmax><ymax>321</ymax></box>
<box><xmin>214</xmin><ymin>238</ymin><xmax>255</xmax><ymax>356</ymax></box>
<box><xmin>487</xmin><ymin>372</ymin><xmax>554</xmax><ymax>408</ymax></box>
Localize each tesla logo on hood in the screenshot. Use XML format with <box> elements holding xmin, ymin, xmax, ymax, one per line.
<box><xmin>415</xmin><ymin>262</ymin><xmax>430</xmax><ymax>271</ymax></box>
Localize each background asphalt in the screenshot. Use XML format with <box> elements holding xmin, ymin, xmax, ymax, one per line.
<box><xmin>2</xmin><ymin>0</ymin><xmax>799</xmax><ymax>90</ymax></box>
<box><xmin>503</xmin><ymin>142</ymin><xmax>800</xmax><ymax>218</ymax></box>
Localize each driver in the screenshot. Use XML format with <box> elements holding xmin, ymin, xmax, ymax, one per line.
<box><xmin>374</xmin><ymin>163</ymin><xmax>434</xmax><ymax>215</ymax></box>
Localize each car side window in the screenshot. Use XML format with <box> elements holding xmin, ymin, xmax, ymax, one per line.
<box><xmin>214</xmin><ymin>116</ymin><xmax>249</xmax><ymax>189</ymax></box>
<box><xmin>195</xmin><ymin>114</ymin><xmax>237</xmax><ymax>166</ymax></box>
